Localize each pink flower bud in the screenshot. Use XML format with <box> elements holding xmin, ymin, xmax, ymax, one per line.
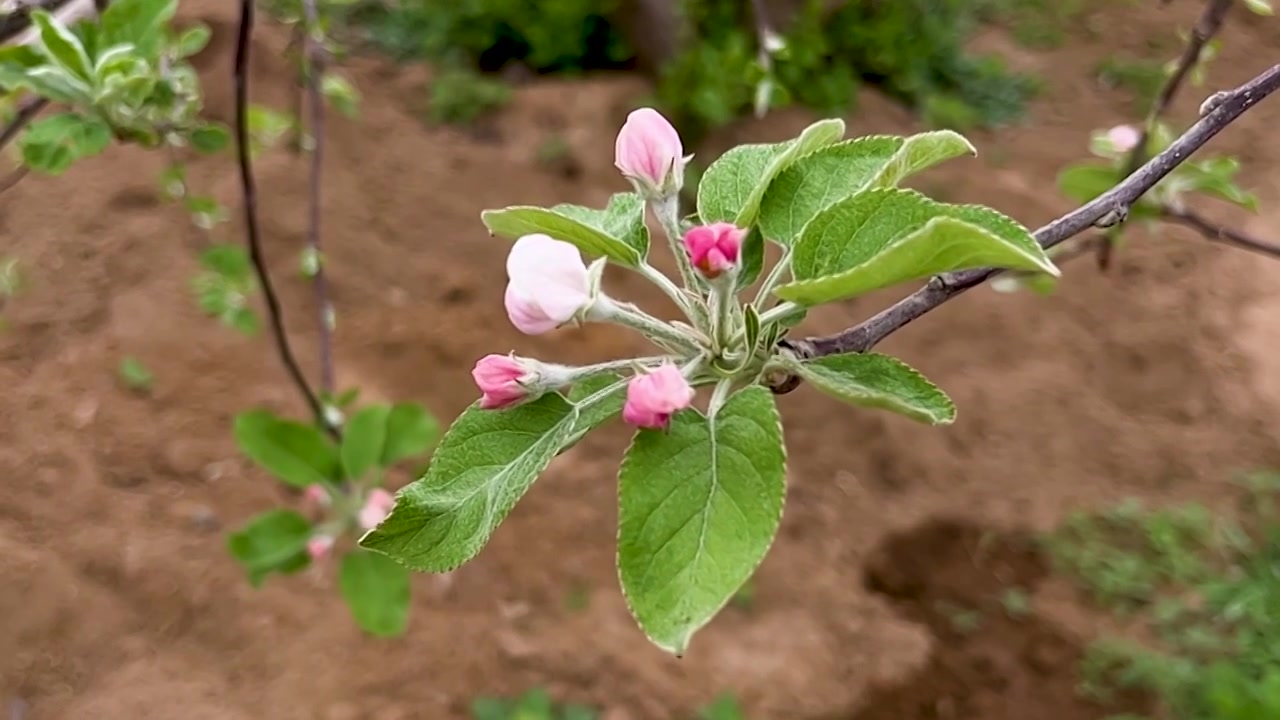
<box><xmin>504</xmin><ymin>234</ymin><xmax>592</xmax><ymax>335</ymax></box>
<box><xmin>303</xmin><ymin>483</ymin><xmax>331</xmax><ymax>508</ymax></box>
<box><xmin>472</xmin><ymin>353</ymin><xmax>533</xmax><ymax>409</ymax></box>
<box><xmin>683</xmin><ymin>222</ymin><xmax>744</xmax><ymax>279</ymax></box>
<box><xmin>623</xmin><ymin>364</ymin><xmax>695</xmax><ymax>430</ymax></box>
<box><xmin>1107</xmin><ymin>125</ymin><xmax>1141</xmax><ymax>154</ymax></box>
<box><xmin>358</xmin><ymin>488</ymin><xmax>396</xmax><ymax>530</ymax></box>
<box><xmin>615</xmin><ymin>107</ymin><xmax>686</xmax><ymax>197</ymax></box>
<box><xmin>307</xmin><ymin>535</ymin><xmax>334</xmax><ymax>561</ymax></box>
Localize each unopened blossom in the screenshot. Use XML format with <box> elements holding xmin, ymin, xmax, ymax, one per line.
<box><xmin>472</xmin><ymin>354</ymin><xmax>534</xmax><ymax>409</ymax></box>
<box><xmin>623</xmin><ymin>364</ymin><xmax>695</xmax><ymax>430</ymax></box>
<box><xmin>615</xmin><ymin>107</ymin><xmax>687</xmax><ymax>198</ymax></box>
<box><xmin>1107</xmin><ymin>125</ymin><xmax>1141</xmax><ymax>154</ymax></box>
<box><xmin>504</xmin><ymin>234</ymin><xmax>592</xmax><ymax>335</ymax></box>
<box><xmin>683</xmin><ymin>222</ymin><xmax>745</xmax><ymax>279</ymax></box>
<box><xmin>358</xmin><ymin>488</ymin><xmax>395</xmax><ymax>530</ymax></box>
<box><xmin>307</xmin><ymin>535</ymin><xmax>334</xmax><ymax>561</ymax></box>
<box><xmin>303</xmin><ymin>483</ymin><xmax>331</xmax><ymax>508</ymax></box>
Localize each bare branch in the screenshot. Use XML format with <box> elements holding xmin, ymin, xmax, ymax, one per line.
<box><xmin>1100</xmin><ymin>0</ymin><xmax>1233</xmax><ymax>267</ymax></box>
<box><xmin>1160</xmin><ymin>204</ymin><xmax>1280</xmax><ymax>258</ymax></box>
<box><xmin>234</xmin><ymin>0</ymin><xmax>333</xmax><ymax>434</ymax></box>
<box><xmin>299</xmin><ymin>0</ymin><xmax>335</xmax><ymax>394</ymax></box>
<box><xmin>0</xmin><ymin>164</ymin><xmax>28</xmax><ymax>193</ymax></box>
<box><xmin>0</xmin><ymin>97</ymin><xmax>47</xmax><ymax>152</ymax></box>
<box><xmin>771</xmin><ymin>62</ymin><xmax>1280</xmax><ymax>386</ymax></box>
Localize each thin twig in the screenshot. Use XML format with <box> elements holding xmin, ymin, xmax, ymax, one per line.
<box><xmin>234</xmin><ymin>0</ymin><xmax>332</xmax><ymax>432</ymax></box>
<box><xmin>0</xmin><ymin>165</ymin><xmax>29</xmax><ymax>193</ymax></box>
<box><xmin>770</xmin><ymin>63</ymin><xmax>1280</xmax><ymax>388</ymax></box>
<box><xmin>299</xmin><ymin>0</ymin><xmax>335</xmax><ymax>394</ymax></box>
<box><xmin>1100</xmin><ymin>0</ymin><xmax>1233</xmax><ymax>268</ymax></box>
<box><xmin>1160</xmin><ymin>204</ymin><xmax>1280</xmax><ymax>258</ymax></box>
<box><xmin>0</xmin><ymin>97</ymin><xmax>48</xmax><ymax>152</ymax></box>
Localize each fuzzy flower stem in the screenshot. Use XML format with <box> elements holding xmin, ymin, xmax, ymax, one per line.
<box><xmin>594</xmin><ymin>296</ymin><xmax>704</xmax><ymax>354</ymax></box>
<box><xmin>754</xmin><ymin>249</ymin><xmax>792</xmax><ymax>307</ymax></box>
<box><xmin>653</xmin><ymin>194</ymin><xmax>701</xmax><ymax>291</ymax></box>
<box><xmin>638</xmin><ymin>262</ymin><xmax>697</xmax><ymax>321</ymax></box>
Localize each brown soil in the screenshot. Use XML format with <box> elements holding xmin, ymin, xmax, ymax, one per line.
<box><xmin>2</xmin><ymin>1</ymin><xmax>1280</xmax><ymax>719</ymax></box>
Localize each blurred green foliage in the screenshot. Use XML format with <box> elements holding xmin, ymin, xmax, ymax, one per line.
<box><xmin>346</xmin><ymin>0</ymin><xmax>1037</xmax><ymax>133</ymax></box>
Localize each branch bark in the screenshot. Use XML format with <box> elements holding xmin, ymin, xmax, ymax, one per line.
<box><xmin>234</xmin><ymin>0</ymin><xmax>333</xmax><ymax>434</ymax></box>
<box><xmin>771</xmin><ymin>62</ymin><xmax>1280</xmax><ymax>389</ymax></box>
<box><xmin>299</xmin><ymin>0</ymin><xmax>335</xmax><ymax>395</ymax></box>
<box><xmin>0</xmin><ymin>97</ymin><xmax>48</xmax><ymax>152</ymax></box>
<box><xmin>1160</xmin><ymin>204</ymin><xmax>1280</xmax><ymax>258</ymax></box>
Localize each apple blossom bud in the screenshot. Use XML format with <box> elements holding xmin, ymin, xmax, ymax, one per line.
<box><xmin>615</xmin><ymin>107</ymin><xmax>688</xmax><ymax>198</ymax></box>
<box><xmin>1107</xmin><ymin>125</ymin><xmax>1141</xmax><ymax>154</ymax></box>
<box><xmin>303</xmin><ymin>483</ymin><xmax>331</xmax><ymax>508</ymax></box>
<box><xmin>307</xmin><ymin>535</ymin><xmax>334</xmax><ymax>561</ymax></box>
<box><xmin>358</xmin><ymin>488</ymin><xmax>395</xmax><ymax>530</ymax></box>
<box><xmin>504</xmin><ymin>234</ymin><xmax>593</xmax><ymax>335</ymax></box>
<box><xmin>683</xmin><ymin>222</ymin><xmax>744</xmax><ymax>279</ymax></box>
<box><xmin>622</xmin><ymin>364</ymin><xmax>695</xmax><ymax>430</ymax></box>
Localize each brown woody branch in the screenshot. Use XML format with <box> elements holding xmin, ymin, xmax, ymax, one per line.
<box><xmin>771</xmin><ymin>62</ymin><xmax>1280</xmax><ymax>389</ymax></box>
<box><xmin>1160</xmin><ymin>204</ymin><xmax>1280</xmax><ymax>258</ymax></box>
<box><xmin>299</xmin><ymin>0</ymin><xmax>336</xmax><ymax>395</ymax></box>
<box><xmin>1100</xmin><ymin>0</ymin><xmax>1233</xmax><ymax>268</ymax></box>
<box><xmin>0</xmin><ymin>97</ymin><xmax>48</xmax><ymax>152</ymax></box>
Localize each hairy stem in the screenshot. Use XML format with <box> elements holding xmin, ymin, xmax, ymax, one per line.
<box><xmin>299</xmin><ymin>0</ymin><xmax>336</xmax><ymax>395</ymax></box>
<box><xmin>653</xmin><ymin>194</ymin><xmax>701</xmax><ymax>290</ymax></box>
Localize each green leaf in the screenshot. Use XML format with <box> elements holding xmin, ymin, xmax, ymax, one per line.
<box><xmin>618</xmin><ymin>386</ymin><xmax>786</xmax><ymax>655</ymax></box>
<box><xmin>360</xmin><ymin>394</ymin><xmax>581</xmax><ymax>571</ymax></box>
<box><xmin>227</xmin><ymin>509</ymin><xmax>312</xmax><ymax>586</ymax></box>
<box><xmin>341</xmin><ymin>404</ymin><xmax>391</xmax><ymax>481</ymax></box>
<box><xmin>1246</xmin><ymin>0</ymin><xmax>1274</xmax><ymax>14</ymax></box>
<box><xmin>556</xmin><ymin>375</ymin><xmax>629</xmax><ymax>457</ymax></box>
<box><xmin>18</xmin><ymin>112</ymin><xmax>112</xmax><ymax>175</ymax></box>
<box><xmin>743</xmin><ymin>305</ymin><xmax>761</xmax><ymax>354</ymax></box>
<box><xmin>735</xmin><ymin>225</ymin><xmax>766</xmax><ymax>290</ymax></box>
<box><xmin>234</xmin><ymin>410</ymin><xmax>339</xmax><ymax>487</ymax></box>
<box><xmin>31</xmin><ymin>11</ymin><xmax>93</xmax><ymax>82</ymax></box>
<box><xmin>321</xmin><ymin>73</ymin><xmax>360</xmax><ymax>118</ymax></box>
<box><xmin>1058</xmin><ymin>163</ymin><xmax>1119</xmax><ymax>204</ymax></box>
<box><xmin>174</xmin><ymin>23</ymin><xmax>212</xmax><ymax>58</ymax></box>
<box><xmin>381</xmin><ymin>402</ymin><xmax>439</xmax><ymax>466</ymax></box>
<box><xmin>190</xmin><ymin>124</ymin><xmax>230</xmax><ymax>154</ymax></box>
<box><xmin>339</xmin><ymin>549</ymin><xmax>411</xmax><ymax>637</ymax></box>
<box><xmin>100</xmin><ymin>0</ymin><xmax>177</xmax><ymax>57</ymax></box>
<box><xmin>482</xmin><ymin>192</ymin><xmax>649</xmax><ymax>267</ymax></box>
<box><xmin>758</xmin><ymin>131</ymin><xmax>976</xmax><ymax>244</ymax></box>
<box><xmin>118</xmin><ymin>355</ymin><xmax>153</xmax><ymax>392</ymax></box>
<box><xmin>697</xmin><ymin>118</ymin><xmax>845</xmax><ymax>227</ymax></box>
<box><xmin>776</xmin><ymin>189</ymin><xmax>1059</xmax><ymax>305</ymax></box>
<box><xmin>776</xmin><ymin>352</ymin><xmax>956</xmax><ymax>425</ymax></box>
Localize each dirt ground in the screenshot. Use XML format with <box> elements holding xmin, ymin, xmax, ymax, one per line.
<box><xmin>2</xmin><ymin>1</ymin><xmax>1279</xmax><ymax>718</ymax></box>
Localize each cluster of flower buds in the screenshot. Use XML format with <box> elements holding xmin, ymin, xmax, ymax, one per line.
<box><xmin>473</xmin><ymin>107</ymin><xmax>750</xmax><ymax>431</ymax></box>
<box><xmin>304</xmin><ymin>486</ymin><xmax>397</xmax><ymax>560</ymax></box>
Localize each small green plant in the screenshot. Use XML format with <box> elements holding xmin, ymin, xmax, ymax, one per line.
<box><xmin>470</xmin><ymin>688</ymin><xmax>598</xmax><ymax>720</ymax></box>
<box><xmin>427</xmin><ymin>67</ymin><xmax>511</xmax><ymax>125</ymax></box>
<box><xmin>1097</xmin><ymin>55</ymin><xmax>1168</xmax><ymax>110</ymax></box>
<box><xmin>192</xmin><ymin>244</ymin><xmax>260</xmax><ymax>335</ymax></box>
<box><xmin>973</xmin><ymin>0</ymin><xmax>1087</xmax><ymax>49</ymax></box>
<box><xmin>698</xmin><ymin>694</ymin><xmax>749</xmax><ymax>720</ymax></box>
<box><xmin>118</xmin><ymin>356</ymin><xmax>154</xmax><ymax>393</ymax></box>
<box><xmin>1000</xmin><ymin>587</ymin><xmax>1032</xmax><ymax>618</ymax></box>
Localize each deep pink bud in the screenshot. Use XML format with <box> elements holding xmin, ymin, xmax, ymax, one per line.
<box><xmin>358</xmin><ymin>488</ymin><xmax>395</xmax><ymax>530</ymax></box>
<box><xmin>472</xmin><ymin>353</ymin><xmax>533</xmax><ymax>409</ymax></box>
<box><xmin>504</xmin><ymin>234</ymin><xmax>592</xmax><ymax>335</ymax></box>
<box><xmin>623</xmin><ymin>364</ymin><xmax>695</xmax><ymax>430</ymax></box>
<box><xmin>307</xmin><ymin>535</ymin><xmax>334</xmax><ymax>561</ymax></box>
<box><xmin>615</xmin><ymin>107</ymin><xmax>685</xmax><ymax>197</ymax></box>
<box><xmin>683</xmin><ymin>222</ymin><xmax>744</xmax><ymax>279</ymax></box>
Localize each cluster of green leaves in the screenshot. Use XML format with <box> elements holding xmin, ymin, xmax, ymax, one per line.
<box><xmin>1051</xmin><ymin>474</ymin><xmax>1280</xmax><ymax>720</ymax></box>
<box><xmin>229</xmin><ymin>400</ymin><xmax>439</xmax><ymax>636</ymax></box>
<box><xmin>0</xmin><ymin>0</ymin><xmax>227</xmax><ymax>173</ymax></box>
<box><xmin>470</xmin><ymin>688</ymin><xmax>750</xmax><ymax>720</ymax></box>
<box><xmin>363</xmin><ymin>119</ymin><xmax>1059</xmax><ymax>654</ymax></box>
<box><xmin>427</xmin><ymin>66</ymin><xmax>512</xmax><ymax>126</ymax></box>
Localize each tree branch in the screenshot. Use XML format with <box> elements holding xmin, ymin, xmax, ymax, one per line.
<box><xmin>771</xmin><ymin>62</ymin><xmax>1280</xmax><ymax>389</ymax></box>
<box><xmin>299</xmin><ymin>0</ymin><xmax>335</xmax><ymax>395</ymax></box>
<box><xmin>0</xmin><ymin>97</ymin><xmax>48</xmax><ymax>152</ymax></box>
<box><xmin>1160</xmin><ymin>204</ymin><xmax>1280</xmax><ymax>258</ymax></box>
<box><xmin>234</xmin><ymin>0</ymin><xmax>333</xmax><ymax>433</ymax></box>
<box><xmin>1100</xmin><ymin>0</ymin><xmax>1233</xmax><ymax>268</ymax></box>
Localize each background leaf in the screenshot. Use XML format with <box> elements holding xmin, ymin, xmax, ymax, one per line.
<box><xmin>380</xmin><ymin>402</ymin><xmax>439</xmax><ymax>466</ymax></box>
<box><xmin>99</xmin><ymin>0</ymin><xmax>177</xmax><ymax>57</ymax></box>
<box><xmin>31</xmin><ymin>11</ymin><xmax>92</xmax><ymax>82</ymax></box>
<box><xmin>19</xmin><ymin>113</ymin><xmax>112</xmax><ymax>175</ymax></box>
<box><xmin>361</xmin><ymin>394</ymin><xmax>580</xmax><ymax>571</ymax></box>
<box><xmin>342</xmin><ymin>404</ymin><xmax>392</xmax><ymax>481</ymax></box>
<box><xmin>190</xmin><ymin>124</ymin><xmax>230</xmax><ymax>154</ymax></box>
<box><xmin>234</xmin><ymin>410</ymin><xmax>339</xmax><ymax>487</ymax></box>
<box><xmin>778</xmin><ymin>352</ymin><xmax>956</xmax><ymax>425</ymax></box>
<box><xmin>340</xmin><ymin>549</ymin><xmax>411</xmax><ymax>637</ymax></box>
<box><xmin>227</xmin><ymin>510</ymin><xmax>312</xmax><ymax>586</ymax></box>
<box><xmin>618</xmin><ymin>386</ymin><xmax>786</xmax><ymax>655</ymax></box>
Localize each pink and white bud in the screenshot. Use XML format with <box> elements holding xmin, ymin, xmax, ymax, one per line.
<box><xmin>1107</xmin><ymin>125</ymin><xmax>1141</xmax><ymax>154</ymax></box>
<box><xmin>504</xmin><ymin>234</ymin><xmax>593</xmax><ymax>335</ymax></box>
<box><xmin>472</xmin><ymin>353</ymin><xmax>532</xmax><ymax>409</ymax></box>
<box><xmin>622</xmin><ymin>364</ymin><xmax>695</xmax><ymax>430</ymax></box>
<box><xmin>307</xmin><ymin>535</ymin><xmax>334</xmax><ymax>561</ymax></box>
<box><xmin>303</xmin><ymin>483</ymin><xmax>331</xmax><ymax>508</ymax></box>
<box><xmin>358</xmin><ymin>488</ymin><xmax>396</xmax><ymax>530</ymax></box>
<box><xmin>683</xmin><ymin>222</ymin><xmax>745</xmax><ymax>279</ymax></box>
<box><xmin>615</xmin><ymin>107</ymin><xmax>687</xmax><ymax>198</ymax></box>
